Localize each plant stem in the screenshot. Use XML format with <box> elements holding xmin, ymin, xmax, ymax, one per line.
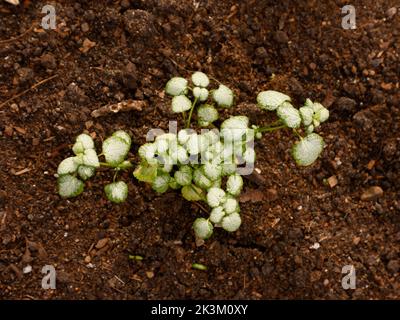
<box><xmin>100</xmin><ymin>162</ymin><xmax>114</xmax><ymax>168</ymax></box>
<box><xmin>293</xmin><ymin>128</ymin><xmax>303</xmax><ymax>139</ymax></box>
<box><xmin>256</xmin><ymin>124</ymin><xmax>287</xmax><ymax>133</ymax></box>
<box><xmin>113</xmin><ymin>169</ymin><xmax>119</xmax><ymax>182</ymax></box>
<box><xmin>186</xmin><ymin>97</ymin><xmax>198</xmax><ymax>128</ymax></box>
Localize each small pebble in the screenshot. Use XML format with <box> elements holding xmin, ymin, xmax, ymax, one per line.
<box><xmin>327</xmin><ymin>176</ymin><xmax>338</xmax><ymax>188</ymax></box>
<box><xmin>95</xmin><ymin>238</ymin><xmax>109</xmax><ymax>249</ymax></box>
<box><xmin>81</xmin><ymin>22</ymin><xmax>90</xmax><ymax>33</ymax></box>
<box><xmin>386</xmin><ymin>7</ymin><xmax>397</xmax><ymax>19</ymax></box>
<box><xmin>353</xmin><ymin>237</ymin><xmax>361</xmax><ymax>245</ymax></box>
<box><xmin>361</xmin><ymin>186</ymin><xmax>384</xmax><ymax>201</ymax></box>
<box><xmin>23</xmin><ymin>265</ymin><xmax>32</xmax><ymax>274</ymax></box>
<box><xmin>310</xmin><ymin>242</ymin><xmax>320</xmax><ymax>250</ymax></box>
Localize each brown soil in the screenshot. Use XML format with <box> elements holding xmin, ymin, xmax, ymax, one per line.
<box><xmin>0</xmin><ymin>0</ymin><xmax>399</xmax><ymax>299</ymax></box>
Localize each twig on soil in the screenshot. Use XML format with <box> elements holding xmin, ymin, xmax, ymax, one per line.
<box><xmin>13</xmin><ymin>168</ymin><xmax>31</xmax><ymax>176</ymax></box>
<box><xmin>0</xmin><ymin>74</ymin><xmax>58</xmax><ymax>109</ymax></box>
<box><xmin>193</xmin><ymin>201</ymin><xmax>208</xmax><ymax>213</ymax></box>
<box><xmin>91</xmin><ymin>100</ymin><xmax>147</xmax><ymax>118</ymax></box>
<box><xmin>243</xmin><ymin>171</ymin><xmax>266</xmax><ymax>186</ymax></box>
<box><xmin>0</xmin><ymin>211</ymin><xmax>7</xmax><ymax>227</ymax></box>
<box><xmin>0</xmin><ymin>24</ymin><xmax>35</xmax><ymax>44</ymax></box>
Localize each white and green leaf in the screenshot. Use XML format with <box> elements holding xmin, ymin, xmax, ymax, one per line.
<box><xmin>212</xmin><ymin>84</ymin><xmax>234</xmax><ymax>108</ymax></box>
<box><xmin>133</xmin><ymin>161</ymin><xmax>158</xmax><ymax>183</ymax></box>
<box><xmin>171</xmin><ymin>95</ymin><xmax>192</xmax><ymax>113</ymax></box>
<box><xmin>104</xmin><ymin>181</ymin><xmax>128</xmax><ymax>203</ymax></box>
<box><xmin>152</xmin><ymin>173</ymin><xmax>170</xmax><ymax>193</ymax></box>
<box><xmin>197</xmin><ymin>104</ymin><xmax>218</xmax><ymax>126</ymax></box>
<box><xmin>168</xmin><ymin>177</ymin><xmax>181</xmax><ymax>190</ymax></box>
<box><xmin>112</xmin><ymin>130</ymin><xmax>131</xmax><ymax>147</ymax></box>
<box><xmin>221</xmin><ymin>212</ymin><xmax>241</xmax><ymax>232</ymax></box>
<box><xmin>257</xmin><ymin>90</ymin><xmax>291</xmax><ymax>111</ymax></box>
<box><xmin>277</xmin><ymin>102</ymin><xmax>301</xmax><ymax>128</ymax></box>
<box><xmin>72</xmin><ymin>134</ymin><xmax>95</xmax><ymax>155</ymax></box>
<box><xmin>193</xmin><ymin>218</ymin><xmax>213</xmax><ymax>240</ymax></box>
<box><xmin>165</xmin><ymin>77</ymin><xmax>188</xmax><ymax>96</ymax></box>
<box><xmin>299</xmin><ymin>106</ymin><xmax>314</xmax><ymax>126</ymax></box>
<box><xmin>186</xmin><ymin>133</ymin><xmax>200</xmax><ymax>155</ymax></box>
<box><xmin>243</xmin><ymin>147</ymin><xmax>256</xmax><ymax>164</ymax></box>
<box><xmin>292</xmin><ymin>133</ymin><xmax>325</xmax><ymax>166</ymax></box>
<box><xmin>102</xmin><ymin>136</ymin><xmax>130</xmax><ymax>166</ymax></box>
<box><xmin>174</xmin><ymin>166</ymin><xmax>192</xmax><ymax>186</ymax></box>
<box><xmin>226</xmin><ymin>174</ymin><xmax>243</xmax><ymax>196</ymax></box>
<box><xmin>203</xmin><ymin>162</ymin><xmax>222</xmax><ymax>181</ymax></box>
<box><xmin>77</xmin><ymin>165</ymin><xmax>96</xmax><ymax>180</ymax></box>
<box><xmin>191</xmin><ymin>71</ymin><xmax>210</xmax><ymax>88</ymax></box>
<box><xmin>223</xmin><ymin>197</ymin><xmax>239</xmax><ymax>215</ymax></box>
<box><xmin>138</xmin><ymin>143</ymin><xmax>157</xmax><ymax>163</ymax></box>
<box><xmin>181</xmin><ymin>184</ymin><xmax>204</xmax><ymax>201</ymax></box>
<box><xmin>58</xmin><ymin>175</ymin><xmax>84</xmax><ymax>198</ymax></box>
<box><xmin>193</xmin><ymin>168</ymin><xmax>212</xmax><ymax>189</ymax></box>
<box><xmin>312</xmin><ymin>102</ymin><xmax>329</xmax><ymax>123</ymax></box>
<box><xmin>207</xmin><ymin>187</ymin><xmax>226</xmax><ymax>208</ymax></box>
<box><xmin>221</xmin><ymin>116</ymin><xmax>249</xmax><ymax>142</ymax></box>
<box><xmin>193</xmin><ymin>87</ymin><xmax>209</xmax><ymax>102</ymax></box>
<box><xmin>82</xmin><ymin>149</ymin><xmax>100</xmax><ymax>168</ymax></box>
<box><xmin>57</xmin><ymin>157</ymin><xmax>79</xmax><ymax>176</ymax></box>
<box><xmin>209</xmin><ymin>206</ymin><xmax>225</xmax><ymax>224</ymax></box>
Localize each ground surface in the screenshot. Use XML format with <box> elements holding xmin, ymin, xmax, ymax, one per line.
<box><xmin>0</xmin><ymin>0</ymin><xmax>399</xmax><ymax>299</ymax></box>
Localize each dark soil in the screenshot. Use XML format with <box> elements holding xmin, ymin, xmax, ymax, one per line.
<box><xmin>0</xmin><ymin>0</ymin><xmax>399</xmax><ymax>299</ymax></box>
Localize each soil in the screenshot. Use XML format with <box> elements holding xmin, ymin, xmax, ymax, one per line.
<box><xmin>0</xmin><ymin>0</ymin><xmax>399</xmax><ymax>300</ymax></box>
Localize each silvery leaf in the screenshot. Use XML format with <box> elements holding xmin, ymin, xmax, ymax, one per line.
<box><xmin>226</xmin><ymin>174</ymin><xmax>243</xmax><ymax>196</ymax></box>
<box><xmin>112</xmin><ymin>130</ymin><xmax>131</xmax><ymax>147</ymax></box>
<box><xmin>221</xmin><ymin>212</ymin><xmax>241</xmax><ymax>232</ymax></box>
<box><xmin>165</xmin><ymin>77</ymin><xmax>188</xmax><ymax>96</ymax></box>
<box><xmin>77</xmin><ymin>165</ymin><xmax>96</xmax><ymax>180</ymax></box>
<box><xmin>209</xmin><ymin>206</ymin><xmax>225</xmax><ymax>224</ymax></box>
<box><xmin>57</xmin><ymin>157</ymin><xmax>79</xmax><ymax>176</ymax></box>
<box><xmin>58</xmin><ymin>175</ymin><xmax>84</xmax><ymax>198</ymax></box>
<box><xmin>102</xmin><ymin>136</ymin><xmax>130</xmax><ymax>166</ymax></box>
<box><xmin>277</xmin><ymin>102</ymin><xmax>302</xmax><ymax>128</ymax></box>
<box><xmin>104</xmin><ymin>181</ymin><xmax>128</xmax><ymax>203</ymax></box>
<box><xmin>171</xmin><ymin>95</ymin><xmax>192</xmax><ymax>113</ymax></box>
<box><xmin>193</xmin><ymin>87</ymin><xmax>209</xmax><ymax>102</ymax></box>
<box><xmin>257</xmin><ymin>90</ymin><xmax>291</xmax><ymax>111</ymax></box>
<box><xmin>197</xmin><ymin>104</ymin><xmax>218</xmax><ymax>126</ymax></box>
<box><xmin>292</xmin><ymin>133</ymin><xmax>325</xmax><ymax>166</ymax></box>
<box><xmin>193</xmin><ymin>218</ymin><xmax>213</xmax><ymax>240</ymax></box>
<box><xmin>207</xmin><ymin>187</ymin><xmax>226</xmax><ymax>208</ymax></box>
<box><xmin>191</xmin><ymin>71</ymin><xmax>210</xmax><ymax>88</ymax></box>
<box><xmin>212</xmin><ymin>84</ymin><xmax>234</xmax><ymax>108</ymax></box>
<box><xmin>82</xmin><ymin>149</ymin><xmax>100</xmax><ymax>168</ymax></box>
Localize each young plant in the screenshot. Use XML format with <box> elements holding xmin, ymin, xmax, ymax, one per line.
<box><xmin>56</xmin><ymin>131</ymin><xmax>133</xmax><ymax>203</ymax></box>
<box><xmin>56</xmin><ymin>72</ymin><xmax>330</xmax><ymax>242</ymax></box>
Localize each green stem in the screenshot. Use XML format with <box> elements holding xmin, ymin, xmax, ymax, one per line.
<box><xmin>256</xmin><ymin>124</ymin><xmax>287</xmax><ymax>133</ymax></box>
<box><xmin>113</xmin><ymin>169</ymin><xmax>119</xmax><ymax>182</ymax></box>
<box><xmin>268</xmin><ymin>119</ymin><xmax>283</xmax><ymax>127</ymax></box>
<box><xmin>293</xmin><ymin>128</ymin><xmax>303</xmax><ymax>139</ymax></box>
<box><xmin>186</xmin><ymin>97</ymin><xmax>198</xmax><ymax>128</ymax></box>
<box><xmin>100</xmin><ymin>162</ymin><xmax>115</xmax><ymax>168</ymax></box>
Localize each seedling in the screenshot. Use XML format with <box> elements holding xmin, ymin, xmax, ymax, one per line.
<box><xmin>192</xmin><ymin>263</ymin><xmax>208</xmax><ymax>271</ymax></box>
<box><xmin>56</xmin><ymin>131</ymin><xmax>133</xmax><ymax>203</ymax></box>
<box><xmin>56</xmin><ymin>72</ymin><xmax>330</xmax><ymax>241</ymax></box>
